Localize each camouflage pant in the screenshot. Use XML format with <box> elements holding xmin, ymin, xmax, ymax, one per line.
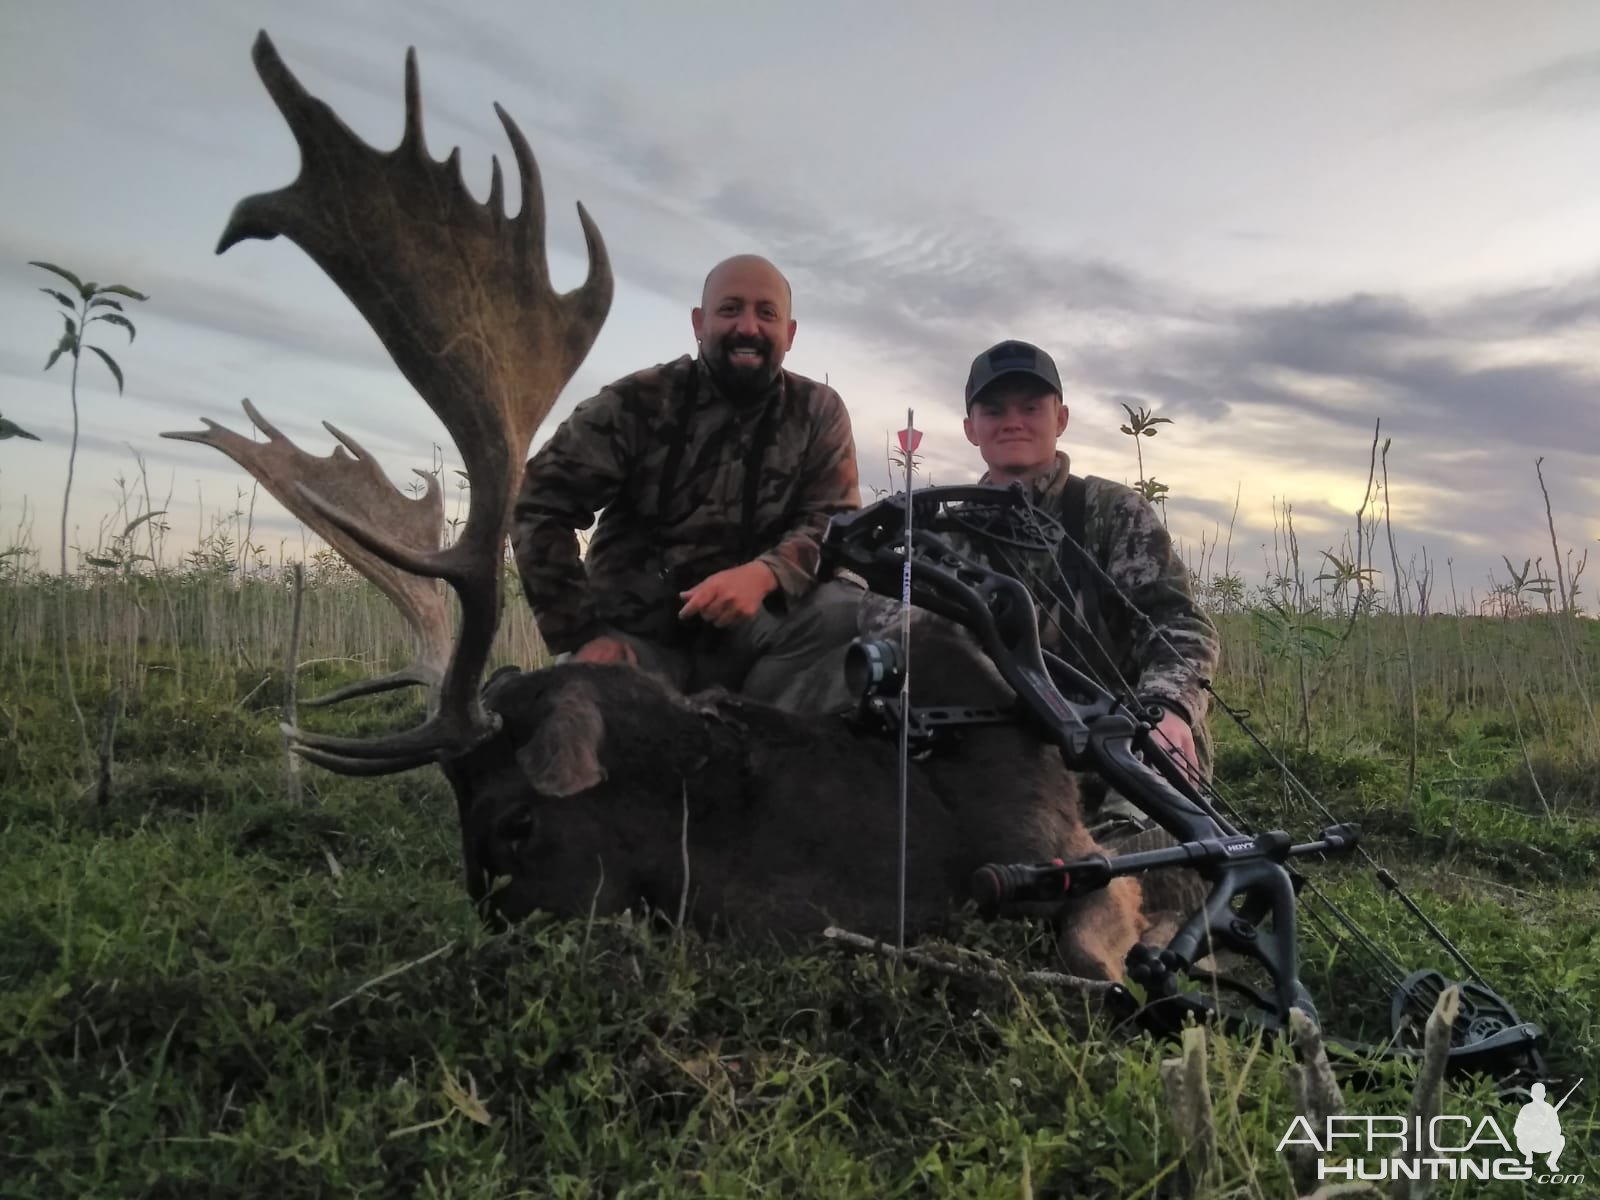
<box><xmin>603</xmin><ymin>579</ymin><xmax>867</xmax><ymax>714</ymax></box>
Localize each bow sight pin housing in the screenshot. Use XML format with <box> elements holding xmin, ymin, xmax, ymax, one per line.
<box><xmin>845</xmin><ymin>636</ymin><xmax>905</xmax><ymax>701</ymax></box>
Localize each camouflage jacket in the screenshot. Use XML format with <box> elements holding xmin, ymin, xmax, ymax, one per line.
<box><xmin>955</xmin><ymin>452</ymin><xmax>1219</xmax><ymax>731</ymax></box>
<box><xmin>511</xmin><ymin>354</ymin><xmax>860</xmax><ymax>654</ymax></box>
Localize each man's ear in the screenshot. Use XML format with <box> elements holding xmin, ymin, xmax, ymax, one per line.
<box><xmin>691</xmin><ymin>305</ymin><xmax>706</xmax><ymax>346</ymax></box>
<box><xmin>1055</xmin><ymin>401</ymin><xmax>1070</xmax><ymax>438</ymax></box>
<box><xmin>963</xmin><ymin>414</ymin><xmax>979</xmax><ymax>446</ymax></box>
<box><xmin>782</xmin><ymin>317</ymin><xmax>797</xmax><ymax>351</ymax></box>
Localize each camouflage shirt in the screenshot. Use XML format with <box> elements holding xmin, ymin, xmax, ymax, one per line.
<box><xmin>955</xmin><ymin>452</ymin><xmax>1219</xmax><ymax>730</ymax></box>
<box><xmin>512</xmin><ymin>354</ymin><xmax>860</xmax><ymax>654</ymax></box>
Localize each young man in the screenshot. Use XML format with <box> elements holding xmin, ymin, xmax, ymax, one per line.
<box><xmin>960</xmin><ymin>339</ymin><xmax>1219</xmax><ymax>779</ymax></box>
<box><xmin>510</xmin><ymin>255</ymin><xmax>864</xmax><ymax>709</ymax></box>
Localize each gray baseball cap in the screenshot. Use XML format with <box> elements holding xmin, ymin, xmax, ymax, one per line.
<box><xmin>964</xmin><ymin>340</ymin><xmax>1063</xmax><ymax>410</ymax></box>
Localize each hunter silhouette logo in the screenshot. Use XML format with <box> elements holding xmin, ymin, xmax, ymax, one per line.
<box><xmin>1277</xmin><ymin>1078</ymin><xmax>1584</xmax><ymax>1186</ymax></box>
<box><xmin>1515</xmin><ymin>1079</ymin><xmax>1579</xmax><ymax>1172</ymax></box>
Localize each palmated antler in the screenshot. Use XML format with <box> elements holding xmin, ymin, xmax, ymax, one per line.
<box><xmin>163</xmin><ymin>30</ymin><xmax>613</xmax><ymax>774</ymax></box>
<box><xmin>165</xmin><ymin>398</ymin><xmax>452</xmax><ymax>711</ymax></box>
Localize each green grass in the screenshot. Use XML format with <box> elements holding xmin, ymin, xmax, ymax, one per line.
<box><xmin>2</xmin><ymin>576</ymin><xmax>1597</xmax><ymax>1197</ymax></box>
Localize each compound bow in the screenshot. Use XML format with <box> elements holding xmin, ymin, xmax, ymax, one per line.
<box><xmin>821</xmin><ymin>481</ymin><xmax>1547</xmax><ymax>1086</ymax></box>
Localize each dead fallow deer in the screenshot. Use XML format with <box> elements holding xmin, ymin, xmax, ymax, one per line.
<box><xmin>164</xmin><ymin>32</ymin><xmax>1149</xmax><ymax>980</ymax></box>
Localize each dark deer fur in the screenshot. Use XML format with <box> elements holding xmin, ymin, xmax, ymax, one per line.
<box><xmin>461</xmin><ymin>616</ymin><xmax>1149</xmax><ymax>978</ymax></box>
<box><xmin>165</xmin><ymin>32</ymin><xmax>1151</xmax><ymax>982</ymax></box>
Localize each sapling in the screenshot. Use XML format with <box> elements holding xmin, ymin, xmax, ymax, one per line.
<box><xmin>31</xmin><ymin>260</ymin><xmax>148</xmax><ymax>778</ymax></box>
<box><xmin>32</xmin><ymin>261</ymin><xmax>148</xmax><ymax>576</ymax></box>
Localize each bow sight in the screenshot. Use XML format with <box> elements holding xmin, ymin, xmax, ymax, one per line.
<box><xmin>820</xmin><ymin>482</ymin><xmax>1547</xmax><ymax>1082</ymax></box>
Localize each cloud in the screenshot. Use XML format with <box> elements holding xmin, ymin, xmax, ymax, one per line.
<box><xmin>1073</xmin><ymin>278</ymin><xmax>1600</xmax><ymax>461</ymax></box>
<box><xmin>1470</xmin><ymin>50</ymin><xmax>1600</xmax><ymax>115</ymax></box>
<box><xmin>1448</xmin><ymin>269</ymin><xmax>1600</xmax><ymax>335</ymax></box>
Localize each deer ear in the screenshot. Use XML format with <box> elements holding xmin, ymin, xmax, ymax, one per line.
<box><xmin>515</xmin><ymin>679</ymin><xmax>609</xmax><ymax>797</ymax></box>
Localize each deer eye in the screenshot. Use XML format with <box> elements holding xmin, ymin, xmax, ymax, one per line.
<box><xmin>497</xmin><ymin>808</ymin><xmax>536</xmax><ymax>853</ymax></box>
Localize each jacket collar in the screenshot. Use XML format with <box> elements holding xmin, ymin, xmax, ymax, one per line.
<box><xmin>978</xmin><ymin>450</ymin><xmax>1073</xmax><ymax>502</ymax></box>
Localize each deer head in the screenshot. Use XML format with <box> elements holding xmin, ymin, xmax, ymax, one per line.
<box><xmin>164</xmin><ymin>31</ymin><xmax>612</xmax><ymax>774</ymax></box>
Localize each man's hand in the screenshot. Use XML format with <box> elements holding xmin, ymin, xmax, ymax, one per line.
<box><xmin>1149</xmin><ymin>709</ymin><xmax>1201</xmax><ymax>783</ymax></box>
<box><xmin>678</xmin><ymin>561</ymin><xmax>779</xmax><ymax>627</ymax></box>
<box><xmin>573</xmin><ymin>635</ymin><xmax>639</xmax><ymax>666</ymax></box>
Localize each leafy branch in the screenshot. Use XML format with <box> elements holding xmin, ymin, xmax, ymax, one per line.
<box><xmin>0</xmin><ymin>412</ymin><xmax>42</xmax><ymax>441</ymax></box>
<box><xmin>1119</xmin><ymin>402</ymin><xmax>1173</xmax><ymax>519</ymax></box>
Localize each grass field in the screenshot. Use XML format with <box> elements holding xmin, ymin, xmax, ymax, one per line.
<box><xmin>2</xmin><ymin>557</ymin><xmax>1597</xmax><ymax>1198</ymax></box>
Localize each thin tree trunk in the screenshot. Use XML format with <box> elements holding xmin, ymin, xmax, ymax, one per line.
<box><xmin>1380</xmin><ymin>442</ymin><xmax>1418</xmax><ymax>810</ymax></box>
<box><xmin>58</xmin><ymin>319</ymin><xmax>91</xmax><ymax>776</ymax></box>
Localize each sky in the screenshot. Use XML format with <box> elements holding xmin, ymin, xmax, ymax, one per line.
<box><xmin>2</xmin><ymin>1</ymin><xmax>1598</xmax><ymax>611</ymax></box>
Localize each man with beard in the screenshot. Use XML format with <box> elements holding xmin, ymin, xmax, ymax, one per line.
<box><xmin>511</xmin><ymin>255</ymin><xmax>864</xmax><ymax>709</ymax></box>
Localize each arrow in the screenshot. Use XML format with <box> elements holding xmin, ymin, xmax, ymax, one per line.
<box><xmin>896</xmin><ymin>408</ymin><xmax>915</xmax><ymax>951</ymax></box>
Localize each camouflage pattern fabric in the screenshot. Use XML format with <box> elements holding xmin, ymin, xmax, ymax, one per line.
<box><xmin>599</xmin><ymin>577</ymin><xmax>868</xmax><ymax>713</ymax></box>
<box><xmin>511</xmin><ymin>354</ymin><xmax>860</xmax><ymax>656</ymax></box>
<box><xmin>951</xmin><ymin>451</ymin><xmax>1220</xmax><ymax>770</ymax></box>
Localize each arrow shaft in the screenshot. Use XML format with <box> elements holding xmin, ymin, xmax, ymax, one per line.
<box><xmin>1553</xmin><ymin>1077</ymin><xmax>1582</xmax><ymax>1111</ymax></box>
<box><xmin>896</xmin><ymin>407</ymin><xmax>915</xmax><ymax>951</ymax></box>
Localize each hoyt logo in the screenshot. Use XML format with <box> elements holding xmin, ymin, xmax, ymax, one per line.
<box><xmin>1277</xmin><ymin>1079</ymin><xmax>1583</xmax><ymax>1186</ymax></box>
